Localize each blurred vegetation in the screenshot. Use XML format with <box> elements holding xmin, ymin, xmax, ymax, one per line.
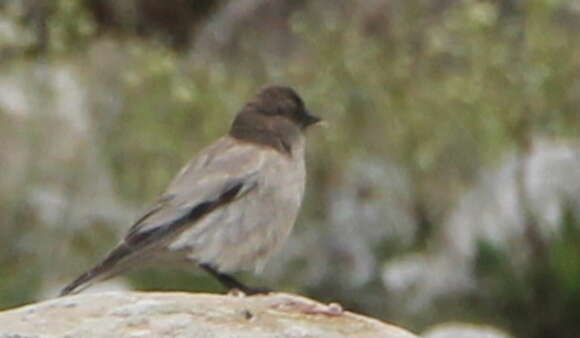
<box><xmin>1</xmin><ymin>0</ymin><xmax>580</xmax><ymax>336</ymax></box>
<box><xmin>475</xmin><ymin>207</ymin><xmax>580</xmax><ymax>338</ymax></box>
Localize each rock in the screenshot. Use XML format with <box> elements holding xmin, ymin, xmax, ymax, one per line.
<box><xmin>0</xmin><ymin>292</ymin><xmax>417</xmax><ymax>338</ymax></box>
<box><xmin>422</xmin><ymin>322</ymin><xmax>513</xmax><ymax>338</ymax></box>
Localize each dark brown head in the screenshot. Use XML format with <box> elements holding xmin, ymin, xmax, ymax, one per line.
<box><xmin>230</xmin><ymin>86</ymin><xmax>320</xmax><ymax>154</ymax></box>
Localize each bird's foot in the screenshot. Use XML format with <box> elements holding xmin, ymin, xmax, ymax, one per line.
<box><xmin>228</xmin><ymin>285</ymin><xmax>272</xmax><ymax>297</ymax></box>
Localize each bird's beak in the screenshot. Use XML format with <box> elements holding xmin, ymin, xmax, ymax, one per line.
<box><xmin>303</xmin><ymin>109</ymin><xmax>322</xmax><ymax>127</ymax></box>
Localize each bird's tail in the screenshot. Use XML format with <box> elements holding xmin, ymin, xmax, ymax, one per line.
<box><xmin>60</xmin><ymin>243</ymin><xmax>134</xmax><ymax>296</ymax></box>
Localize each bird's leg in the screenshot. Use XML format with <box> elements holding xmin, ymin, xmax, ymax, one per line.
<box><xmin>199</xmin><ymin>263</ymin><xmax>271</xmax><ymax>295</ymax></box>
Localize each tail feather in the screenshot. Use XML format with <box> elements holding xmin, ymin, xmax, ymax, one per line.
<box><xmin>60</xmin><ymin>243</ymin><xmax>134</xmax><ymax>296</ymax></box>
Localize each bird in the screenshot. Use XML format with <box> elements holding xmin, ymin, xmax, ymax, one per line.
<box><xmin>60</xmin><ymin>85</ymin><xmax>321</xmax><ymax>296</ymax></box>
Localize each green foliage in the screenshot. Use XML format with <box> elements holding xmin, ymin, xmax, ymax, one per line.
<box><xmin>474</xmin><ymin>207</ymin><xmax>580</xmax><ymax>337</ymax></box>
<box><xmin>49</xmin><ymin>0</ymin><xmax>95</xmax><ymax>53</ymax></box>
<box><xmin>0</xmin><ymin>200</ymin><xmax>43</xmax><ymax>309</ymax></box>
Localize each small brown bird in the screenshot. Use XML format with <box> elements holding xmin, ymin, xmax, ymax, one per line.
<box><xmin>60</xmin><ymin>85</ymin><xmax>320</xmax><ymax>296</ymax></box>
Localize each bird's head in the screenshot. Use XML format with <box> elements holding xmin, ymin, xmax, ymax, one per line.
<box><xmin>250</xmin><ymin>86</ymin><xmax>320</xmax><ymax>129</ymax></box>
<box><xmin>229</xmin><ymin>85</ymin><xmax>320</xmax><ymax>153</ymax></box>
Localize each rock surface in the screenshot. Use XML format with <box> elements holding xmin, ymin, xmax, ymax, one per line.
<box><xmin>422</xmin><ymin>322</ymin><xmax>513</xmax><ymax>338</ymax></box>
<box><xmin>0</xmin><ymin>291</ymin><xmax>417</xmax><ymax>338</ymax></box>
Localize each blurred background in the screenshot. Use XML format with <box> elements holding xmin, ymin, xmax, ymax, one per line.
<box><xmin>1</xmin><ymin>0</ymin><xmax>580</xmax><ymax>337</ymax></box>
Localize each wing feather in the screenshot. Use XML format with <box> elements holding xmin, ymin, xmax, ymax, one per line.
<box><xmin>123</xmin><ymin>137</ymin><xmax>264</xmax><ymax>248</ymax></box>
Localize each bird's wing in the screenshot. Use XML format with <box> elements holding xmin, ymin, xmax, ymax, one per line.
<box><xmin>124</xmin><ymin>137</ymin><xmax>264</xmax><ymax>248</ymax></box>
